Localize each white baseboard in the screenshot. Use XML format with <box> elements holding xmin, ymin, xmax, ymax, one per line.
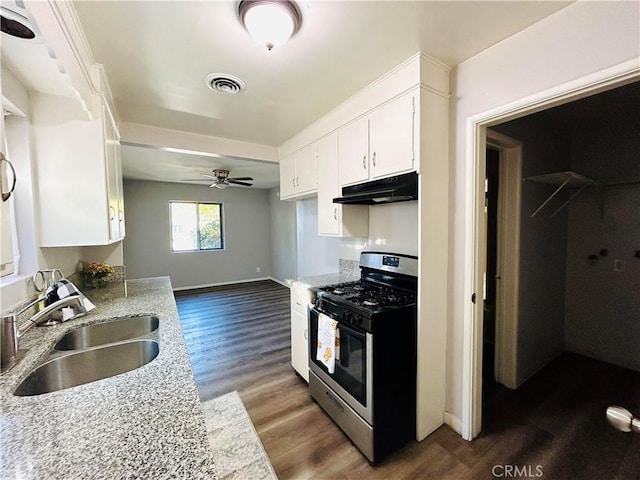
<box><xmin>172</xmin><ymin>277</ymin><xmax>271</xmax><ymax>292</ymax></box>
<box><xmin>443</xmin><ymin>411</ymin><xmax>463</xmax><ymax>435</ymax></box>
<box><xmin>268</xmin><ymin>277</ymin><xmax>290</xmax><ymax>288</ymax></box>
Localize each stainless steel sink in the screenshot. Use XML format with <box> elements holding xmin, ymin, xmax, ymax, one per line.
<box><xmin>53</xmin><ymin>315</ymin><xmax>159</xmax><ymax>350</ymax></box>
<box><xmin>14</xmin><ymin>340</ymin><xmax>159</xmax><ymax>396</ymax></box>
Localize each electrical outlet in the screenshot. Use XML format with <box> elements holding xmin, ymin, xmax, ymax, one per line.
<box><xmin>256</xmin><ymin>267</ymin><xmax>261</xmax><ymax>273</ymax></box>
<box><xmin>613</xmin><ymin>259</ymin><xmax>626</xmax><ymax>272</ymax></box>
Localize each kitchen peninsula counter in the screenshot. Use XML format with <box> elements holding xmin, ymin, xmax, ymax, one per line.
<box><xmin>0</xmin><ymin>277</ymin><xmax>217</xmax><ymax>479</ymax></box>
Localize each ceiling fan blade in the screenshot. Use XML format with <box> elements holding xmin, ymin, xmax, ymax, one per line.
<box><xmin>181</xmin><ymin>178</ymin><xmax>213</xmax><ymax>182</ymax></box>
<box><xmin>227</xmin><ymin>180</ymin><xmax>253</xmax><ymax>187</ymax></box>
<box><xmin>200</xmin><ymin>173</ymin><xmax>218</xmax><ymax>179</ymax></box>
<box><xmin>228</xmin><ymin>176</ymin><xmax>254</xmax><ymax>181</ymax></box>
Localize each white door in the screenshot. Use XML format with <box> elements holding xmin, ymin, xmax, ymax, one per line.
<box><xmin>296</xmin><ymin>143</ymin><xmax>318</xmax><ymax>195</ymax></box>
<box><xmin>369</xmin><ymin>94</ymin><xmax>415</xmax><ymax>179</ymax></box>
<box><xmin>338</xmin><ymin>116</ymin><xmax>369</xmax><ymax>186</ymax></box>
<box><xmin>317</xmin><ymin>134</ymin><xmax>340</xmax><ymax>236</ymax></box>
<box><xmin>279</xmin><ymin>153</ymin><xmax>297</xmax><ymax>199</ymax></box>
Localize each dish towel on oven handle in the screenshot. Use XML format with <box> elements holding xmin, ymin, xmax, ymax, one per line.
<box><xmin>316</xmin><ymin>313</ymin><xmax>340</xmax><ymax>374</ymax></box>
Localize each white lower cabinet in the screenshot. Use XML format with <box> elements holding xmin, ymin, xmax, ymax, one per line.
<box><xmin>317</xmin><ymin>133</ymin><xmax>368</xmax><ymax>237</ymax></box>
<box><xmin>290</xmin><ymin>284</ymin><xmax>311</xmax><ymax>382</ymax></box>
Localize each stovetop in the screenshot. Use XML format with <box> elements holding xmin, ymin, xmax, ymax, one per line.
<box><xmin>309</xmin><ymin>252</ymin><xmax>418</xmax><ymax>332</ymax></box>
<box><xmin>316</xmin><ymin>280</ymin><xmax>416</xmax><ymax>309</ymax></box>
<box><xmin>311</xmin><ymin>279</ymin><xmax>417</xmax><ymax>333</ymax></box>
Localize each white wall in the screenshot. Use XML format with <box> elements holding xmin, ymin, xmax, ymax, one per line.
<box><xmin>565</xmin><ymin>106</ymin><xmax>640</xmax><ymax>371</ymax></box>
<box><xmin>296</xmin><ymin>198</ymin><xmax>341</xmax><ymax>278</ymax></box>
<box><xmin>0</xmin><ymin>69</ymin><xmax>89</xmax><ymax>311</ymax></box>
<box><xmin>364</xmin><ymin>201</ymin><xmax>418</xmax><ymax>256</ymax></box>
<box><xmin>269</xmin><ymin>188</ymin><xmax>297</xmax><ymax>283</ymax></box>
<box><xmin>449</xmin><ymin>1</ymin><xmax>640</xmax><ymax>422</ymax></box>
<box><xmin>293</xmin><ymin>198</ymin><xmax>419</xmax><ymax>279</ymax></box>
<box><xmin>123</xmin><ymin>180</ymin><xmax>271</xmax><ymax>289</ymax></box>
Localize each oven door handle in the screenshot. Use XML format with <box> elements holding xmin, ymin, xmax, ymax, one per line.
<box><xmin>309</xmin><ymin>306</ymin><xmax>366</xmax><ymax>339</ymax></box>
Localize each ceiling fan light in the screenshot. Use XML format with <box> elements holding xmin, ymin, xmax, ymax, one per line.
<box><xmin>239</xmin><ymin>1</ymin><xmax>301</xmax><ymax>50</ymax></box>
<box><xmin>215</xmin><ymin>183</ymin><xmax>228</xmax><ymax>189</ymax></box>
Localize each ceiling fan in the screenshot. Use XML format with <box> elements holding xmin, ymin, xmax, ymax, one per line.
<box><xmin>182</xmin><ymin>169</ymin><xmax>254</xmax><ymax>189</ymax></box>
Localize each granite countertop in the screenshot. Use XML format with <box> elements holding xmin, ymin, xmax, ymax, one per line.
<box><xmin>288</xmin><ymin>272</ymin><xmax>359</xmax><ymax>291</ymax></box>
<box><xmin>0</xmin><ymin>277</ymin><xmax>217</xmax><ymax>479</ymax></box>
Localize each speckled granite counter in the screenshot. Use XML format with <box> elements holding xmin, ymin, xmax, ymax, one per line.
<box><xmin>287</xmin><ymin>271</ymin><xmax>359</xmax><ymax>291</ymax></box>
<box><xmin>0</xmin><ymin>277</ymin><xmax>218</xmax><ymax>479</ymax></box>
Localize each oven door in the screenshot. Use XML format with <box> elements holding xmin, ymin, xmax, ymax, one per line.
<box><xmin>309</xmin><ymin>306</ymin><xmax>373</xmax><ymax>424</ymax></box>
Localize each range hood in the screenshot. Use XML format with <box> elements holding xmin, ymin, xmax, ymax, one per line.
<box><xmin>333</xmin><ymin>172</ymin><xmax>418</xmax><ymax>205</ymax></box>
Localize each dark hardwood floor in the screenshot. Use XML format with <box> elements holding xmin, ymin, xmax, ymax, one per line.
<box><xmin>176</xmin><ymin>281</ymin><xmax>640</xmax><ymax>480</ymax></box>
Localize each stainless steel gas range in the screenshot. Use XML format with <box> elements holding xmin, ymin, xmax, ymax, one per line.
<box><xmin>308</xmin><ymin>251</ymin><xmax>417</xmax><ymax>463</ymax></box>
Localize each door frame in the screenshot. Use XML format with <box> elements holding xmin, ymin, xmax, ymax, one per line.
<box><xmin>461</xmin><ymin>59</ymin><xmax>640</xmax><ymax>441</ymax></box>
<box><xmin>486</xmin><ymin>130</ymin><xmax>522</xmax><ymax>391</ymax></box>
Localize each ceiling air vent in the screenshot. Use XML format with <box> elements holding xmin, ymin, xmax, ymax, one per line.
<box><xmin>205</xmin><ymin>73</ymin><xmax>246</xmax><ymax>95</ymax></box>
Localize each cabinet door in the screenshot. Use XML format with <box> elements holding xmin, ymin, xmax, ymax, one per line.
<box><xmin>296</xmin><ymin>143</ymin><xmax>318</xmax><ymax>195</ymax></box>
<box><xmin>338</xmin><ymin>116</ymin><xmax>369</xmax><ymax>186</ymax></box>
<box><xmin>33</xmin><ymin>94</ymin><xmax>111</xmax><ymax>246</ymax></box>
<box><xmin>369</xmin><ymin>94</ymin><xmax>415</xmax><ymax>179</ymax></box>
<box><xmin>115</xmin><ymin>141</ymin><xmax>125</xmax><ymax>238</ymax></box>
<box><xmin>104</xmin><ymin>107</ymin><xmax>121</xmax><ymax>241</ymax></box>
<box><xmin>279</xmin><ymin>154</ymin><xmax>297</xmax><ymax>199</ymax></box>
<box><xmin>317</xmin><ymin>134</ymin><xmax>340</xmax><ymax>236</ymax></box>
<box><xmin>291</xmin><ymin>307</ymin><xmax>309</xmax><ymax>382</ymax></box>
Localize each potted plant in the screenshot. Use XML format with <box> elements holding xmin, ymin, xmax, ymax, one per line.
<box><xmin>81</xmin><ymin>262</ymin><xmax>115</xmax><ymax>289</ymax></box>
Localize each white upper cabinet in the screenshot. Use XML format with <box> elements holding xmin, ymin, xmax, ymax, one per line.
<box><xmin>296</xmin><ymin>143</ymin><xmax>318</xmax><ymax>195</ymax></box>
<box><xmin>279</xmin><ymin>153</ymin><xmax>297</xmax><ymax>199</ymax></box>
<box><xmin>369</xmin><ymin>93</ymin><xmax>415</xmax><ymax>179</ymax></box>
<box><xmin>104</xmin><ymin>107</ymin><xmax>124</xmax><ymax>241</ymax></box>
<box><xmin>317</xmin><ymin>133</ymin><xmax>368</xmax><ymax>237</ymax></box>
<box><xmin>33</xmin><ymin>94</ymin><xmax>124</xmax><ymax>247</ymax></box>
<box><xmin>279</xmin><ymin>143</ymin><xmax>318</xmax><ymax>200</ymax></box>
<box><xmin>339</xmin><ymin>92</ymin><xmax>416</xmax><ymax>187</ymax></box>
<box><xmin>337</xmin><ymin>116</ymin><xmax>369</xmax><ymax>186</ymax></box>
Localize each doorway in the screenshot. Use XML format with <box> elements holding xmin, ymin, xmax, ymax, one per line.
<box><xmin>463</xmin><ymin>66</ymin><xmax>640</xmax><ymax>442</ymax></box>
<box><xmin>482</xmin><ymin>147</ymin><xmax>500</xmax><ymax>399</ymax></box>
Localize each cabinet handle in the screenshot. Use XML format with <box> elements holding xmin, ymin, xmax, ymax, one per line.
<box><xmin>118</xmin><ymin>211</ymin><xmax>123</xmax><ymax>221</ymax></box>
<box><xmin>333</xmin><ymin>207</ymin><xmax>337</xmax><ymax>220</ymax></box>
<box><xmin>109</xmin><ymin>206</ymin><xmax>115</xmax><ymax>221</ymax></box>
<box><xmin>292</xmin><ymin>177</ymin><xmax>296</xmax><ymax>188</ymax></box>
<box><xmin>304</xmin><ymin>329</ymin><xmax>308</xmax><ymax>340</ymax></box>
<box><xmin>296</xmin><ymin>176</ymin><xmax>300</xmax><ymax>187</ymax></box>
<box><xmin>362</xmin><ymin>154</ymin><xmax>367</xmax><ymax>169</ymax></box>
<box><xmin>372</xmin><ymin>152</ymin><xmax>376</xmax><ymax>167</ymax></box>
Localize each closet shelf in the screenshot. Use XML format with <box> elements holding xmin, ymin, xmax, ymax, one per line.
<box><xmin>524</xmin><ymin>170</ymin><xmax>599</xmax><ymax>218</ymax></box>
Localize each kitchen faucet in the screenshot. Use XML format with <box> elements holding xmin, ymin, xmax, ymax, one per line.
<box><xmin>1</xmin><ymin>295</ymin><xmax>87</xmax><ymax>373</ymax></box>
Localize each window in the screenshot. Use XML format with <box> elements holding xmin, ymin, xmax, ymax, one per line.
<box><xmin>170</xmin><ymin>201</ymin><xmax>224</xmax><ymax>252</ymax></box>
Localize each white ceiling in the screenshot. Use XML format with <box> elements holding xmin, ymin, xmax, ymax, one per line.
<box><xmin>121</xmin><ymin>144</ymin><xmax>281</xmax><ymax>188</ymax></box>
<box><xmin>5</xmin><ymin>1</ymin><xmax>575</xmax><ymax>188</ymax></box>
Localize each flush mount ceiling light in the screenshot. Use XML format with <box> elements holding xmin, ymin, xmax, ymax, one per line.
<box><xmin>238</xmin><ymin>0</ymin><xmax>301</xmax><ymax>51</ymax></box>
<box><xmin>1</xmin><ymin>5</ymin><xmax>36</xmax><ymax>39</ymax></box>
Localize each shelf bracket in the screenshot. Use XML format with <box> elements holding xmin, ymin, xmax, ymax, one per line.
<box><xmin>525</xmin><ymin>171</ymin><xmax>598</xmax><ymax>218</ymax></box>
<box><xmin>530</xmin><ymin>176</ymin><xmax>573</xmax><ymax>217</ymax></box>
<box><xmin>549</xmin><ymin>184</ymin><xmax>589</xmax><ymax>218</ymax></box>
